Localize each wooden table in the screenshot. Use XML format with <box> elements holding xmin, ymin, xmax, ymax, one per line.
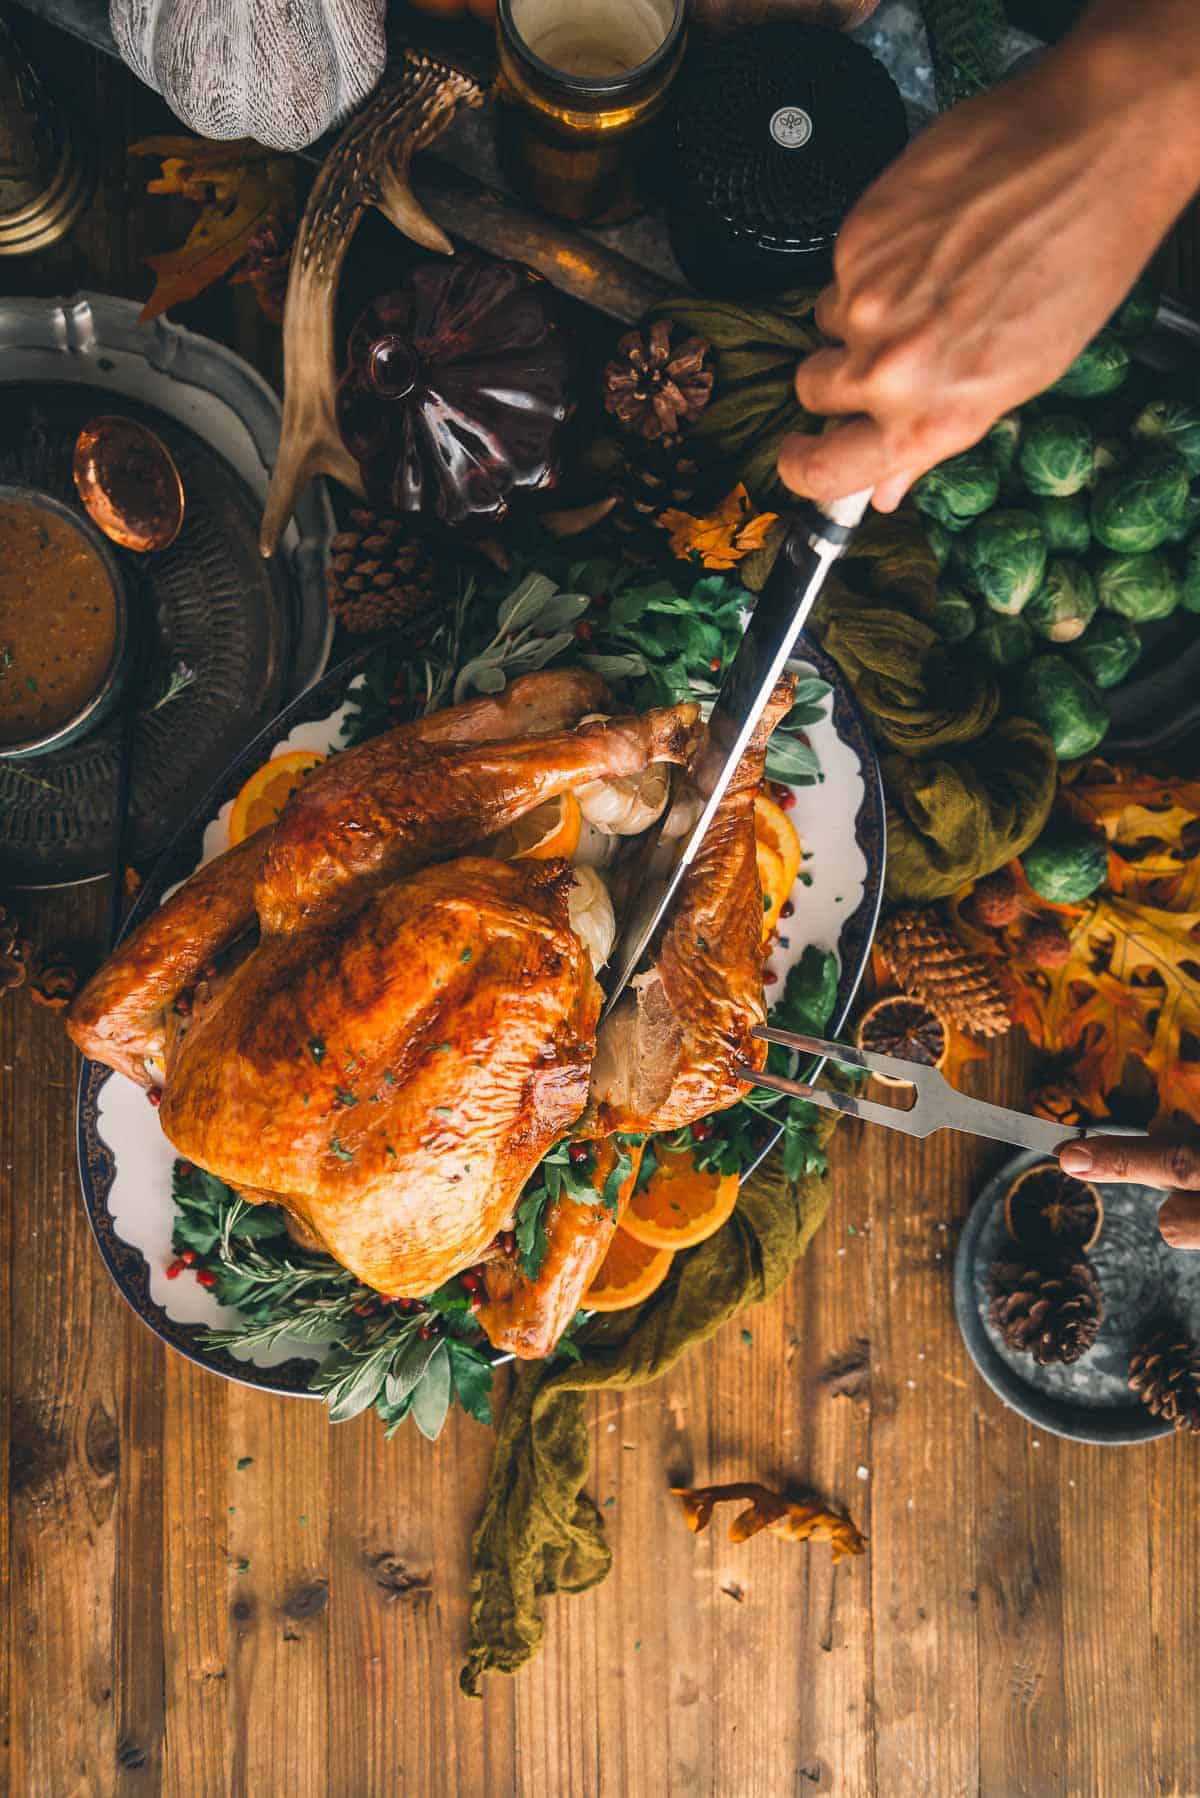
<box><xmin>3</xmin><ymin>22</ymin><xmax>1199</xmax><ymax>1796</ymax></box>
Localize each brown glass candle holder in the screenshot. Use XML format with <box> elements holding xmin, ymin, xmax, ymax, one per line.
<box><xmin>494</xmin><ymin>0</ymin><xmax>686</xmax><ymax>225</ymax></box>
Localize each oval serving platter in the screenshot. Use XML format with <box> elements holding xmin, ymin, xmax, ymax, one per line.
<box><xmin>77</xmin><ymin>634</ymin><xmax>884</xmax><ymax>1396</ymax></box>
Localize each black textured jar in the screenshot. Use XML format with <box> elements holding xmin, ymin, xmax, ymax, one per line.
<box><xmin>668</xmin><ymin>23</ymin><xmax>908</xmax><ymax>296</ymax></box>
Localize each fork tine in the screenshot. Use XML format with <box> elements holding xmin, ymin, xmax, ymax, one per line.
<box><xmin>752</xmin><ymin>1023</ymin><xmax>921</xmax><ymax>1086</ymax></box>
<box><xmin>735</xmin><ymin>1062</ymin><xmax>931</xmax><ymax>1137</ymax></box>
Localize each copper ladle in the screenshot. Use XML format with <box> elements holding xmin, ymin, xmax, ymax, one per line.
<box><xmin>73</xmin><ymin>416</ymin><xmax>185</xmax><ymax>553</ymax></box>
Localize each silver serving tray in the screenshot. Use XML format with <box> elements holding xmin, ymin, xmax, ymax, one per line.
<box><xmin>0</xmin><ymin>292</ymin><xmax>332</xmax><ymax>691</ymax></box>
<box><xmin>0</xmin><ymin>292</ymin><xmax>333</xmax><ymax>886</ymax></box>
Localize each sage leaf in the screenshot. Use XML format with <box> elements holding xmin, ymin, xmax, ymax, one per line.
<box><xmin>497</xmin><ymin>573</ymin><xmax>559</xmax><ymax>634</ymax></box>
<box><xmin>764</xmin><ymin>734</ymin><xmax>821</xmax><ymax>783</ymax></box>
<box><xmin>579</xmin><ymin>652</ymin><xmax>648</xmax><ymax>678</ymax></box>
<box><xmin>410</xmin><ymin>1341</ymin><xmax>452</xmax><ymax>1440</ymax></box>
<box><xmin>531</xmin><ymin>591</ymin><xmax>590</xmax><ymax>630</ymax></box>
<box><xmin>385</xmin><ymin>1333</ymin><xmax>440</xmax><ymax>1408</ymax></box>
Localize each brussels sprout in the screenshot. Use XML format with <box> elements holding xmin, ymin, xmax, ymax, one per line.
<box><xmin>912</xmin><ymin>449</ymin><xmax>1000</xmax><ymax>532</ymax></box>
<box><xmin>973</xmin><ymin>613</ymin><xmax>1034</xmax><ymax>670</ymax></box>
<box><xmin>1019</xmin><ymin>657</ymin><xmax>1109</xmax><ymax>760</ymax></box>
<box><xmin>1181</xmin><ymin>537</ymin><xmax>1200</xmax><ymax>613</ymax></box>
<box><xmin>1066</xmin><ymin>615</ymin><xmax>1142</xmax><ymax>689</ymax></box>
<box><xmin>925</xmin><ymin>519</ymin><xmax>953</xmax><ymax>570</ymax></box>
<box><xmin>1164</xmin><ymin>484</ymin><xmax>1200</xmax><ymax>545</ymax></box>
<box><xmin>1022</xmin><ymin>816</ymin><xmax>1109</xmax><ymax>902</ymax></box>
<box><xmin>932</xmin><ymin>585</ymin><xmax>977</xmax><ymax>644</ymax></box>
<box><xmin>962</xmin><ymin>509</ymin><xmax>1047</xmax><ymax>615</ymax></box>
<box><xmin>1025</xmin><ymin>557</ymin><xmax>1097</xmax><ymax>643</ymax></box>
<box><xmin>1108</xmin><ymin>276</ymin><xmax>1159</xmax><ymax>340</ymax></box>
<box><xmin>1018</xmin><ymin>413</ymin><xmax>1094</xmax><ymax>498</ymax></box>
<box><xmin>1087</xmin><ymin>437</ymin><xmax>1125</xmax><ymax>490</ymax></box>
<box><xmin>1050</xmin><ymin>330</ymin><xmax>1132</xmax><ymax>399</ymax></box>
<box><xmin>1131</xmin><ymin>398</ymin><xmax>1200</xmax><ymax>476</ymax></box>
<box><xmin>1090</xmin><ymin>450</ymin><xmax>1189</xmax><ymax>553</ymax></box>
<box><xmin>1095</xmin><ymin>550</ymin><xmax>1180</xmax><ymax>621</ymax></box>
<box><xmin>984</xmin><ymin>413</ymin><xmax>1022</xmax><ymax>473</ymax></box>
<box><xmin>1034</xmin><ymin>493</ymin><xmax>1091</xmax><ymax>554</ymax></box>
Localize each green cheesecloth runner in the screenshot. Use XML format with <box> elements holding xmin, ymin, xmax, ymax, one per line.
<box><xmin>465</xmin><ymin>124</ymin><xmax>1060</xmax><ymax>1683</ymax></box>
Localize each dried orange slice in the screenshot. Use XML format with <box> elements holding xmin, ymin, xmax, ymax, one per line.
<box><xmin>486</xmin><ymin>792</ymin><xmax>582</xmax><ymax>862</ymax></box>
<box><xmin>621</xmin><ymin>1144</ymin><xmax>739</xmax><ymax>1250</ymax></box>
<box><xmin>755</xmin><ymin>794</ymin><xmax>802</xmax><ymax>936</ymax></box>
<box><xmin>583</xmin><ymin>1225</ymin><xmax>673</xmax><ymax>1313</ymax></box>
<box><xmin>228</xmin><ymin>749</ymin><xmax>325</xmax><ymax>846</ymax></box>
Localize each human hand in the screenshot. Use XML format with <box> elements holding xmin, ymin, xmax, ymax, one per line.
<box><xmin>1059</xmin><ymin>1138</ymin><xmax>1200</xmax><ymax>1250</ymax></box>
<box><xmin>777</xmin><ymin>9</ymin><xmax>1200</xmax><ymax>511</ymax></box>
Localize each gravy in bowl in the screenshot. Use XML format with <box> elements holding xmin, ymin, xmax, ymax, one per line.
<box><xmin>0</xmin><ymin>493</ymin><xmax>119</xmax><ymax>748</ymax></box>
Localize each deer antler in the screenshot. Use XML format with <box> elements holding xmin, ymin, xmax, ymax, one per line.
<box><xmin>261</xmin><ymin>51</ymin><xmax>484</xmax><ymax>558</ymax></box>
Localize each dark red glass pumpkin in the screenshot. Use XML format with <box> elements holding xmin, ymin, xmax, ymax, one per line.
<box><xmin>336</xmin><ymin>255</ymin><xmax>573</xmax><ymax>529</ymax></box>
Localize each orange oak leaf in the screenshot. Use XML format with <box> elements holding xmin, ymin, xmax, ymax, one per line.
<box><xmin>671</xmin><ymin>1482</ymin><xmax>867</xmax><ymax>1564</ymax></box>
<box><xmin>660</xmin><ymin>484</ymin><xmax>778</xmax><ymax>570</ymax></box>
<box><xmin>130</xmin><ymin>136</ymin><xmax>294</xmax><ymax>323</ymax></box>
<box><xmin>952</xmin><ymin>766</ymin><xmax>1200</xmax><ymax>1127</ymax></box>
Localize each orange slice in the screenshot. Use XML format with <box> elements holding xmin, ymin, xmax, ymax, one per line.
<box><xmin>583</xmin><ymin>1225</ymin><xmax>673</xmax><ymax>1313</ymax></box>
<box><xmin>229</xmin><ymin>749</ymin><xmax>325</xmax><ymax>845</ymax></box>
<box><xmin>487</xmin><ymin>792</ymin><xmax>582</xmax><ymax>862</ymax></box>
<box><xmin>755</xmin><ymin>794</ymin><xmax>802</xmax><ymax>937</ymax></box>
<box><xmin>621</xmin><ymin>1143</ymin><xmax>739</xmax><ymax>1250</ymax></box>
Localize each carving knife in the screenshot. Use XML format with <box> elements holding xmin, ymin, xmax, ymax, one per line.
<box><xmin>602</xmin><ymin>488</ymin><xmax>873</xmax><ymax>1020</ymax></box>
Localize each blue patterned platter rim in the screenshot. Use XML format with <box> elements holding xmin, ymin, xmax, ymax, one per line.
<box><xmin>76</xmin><ymin>631</ymin><xmax>885</xmax><ymax>1397</ymax></box>
<box><xmin>954</xmin><ymin>1148</ymin><xmax>1200</xmax><ymax>1446</ymax></box>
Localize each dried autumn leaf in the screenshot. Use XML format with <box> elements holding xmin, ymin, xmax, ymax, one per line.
<box><xmin>130</xmin><ymin>136</ymin><xmax>294</xmax><ymax>323</ymax></box>
<box><xmin>659</xmin><ymin>484</ymin><xmax>778</xmax><ymax>570</ymax></box>
<box><xmin>671</xmin><ymin>1482</ymin><xmax>867</xmax><ymax>1564</ymax></box>
<box><xmin>952</xmin><ymin>766</ymin><xmax>1200</xmax><ymax>1126</ymax></box>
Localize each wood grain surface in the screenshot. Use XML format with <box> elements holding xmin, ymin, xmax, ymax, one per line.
<box><xmin>2</xmin><ymin>18</ymin><xmax>1199</xmax><ymax>1796</ymax></box>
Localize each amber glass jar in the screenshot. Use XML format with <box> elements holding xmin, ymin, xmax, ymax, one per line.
<box><xmin>494</xmin><ymin>0</ymin><xmax>686</xmax><ymax>225</ymax></box>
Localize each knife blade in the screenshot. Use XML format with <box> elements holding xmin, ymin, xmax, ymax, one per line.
<box><xmin>601</xmin><ymin>487</ymin><xmax>873</xmax><ymax>1020</ymax></box>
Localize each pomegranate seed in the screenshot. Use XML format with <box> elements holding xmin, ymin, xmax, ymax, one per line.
<box><xmin>568</xmin><ymin>1143</ymin><xmax>589</xmax><ymax>1165</ymax></box>
<box><xmin>709</xmin><ymin>656</ymin><xmax>721</xmax><ymax>673</ymax></box>
<box><xmin>500</xmin><ymin>1231</ymin><xmax>516</xmax><ymax>1257</ymax></box>
<box><xmin>178</xmin><ymin>1161</ymin><xmax>194</xmax><ymax>1177</ymax></box>
<box><xmin>419</xmin><ymin>1322</ymin><xmax>434</xmax><ymax>1340</ymax></box>
<box><xmin>780</xmin><ymin>900</ymin><xmax>795</xmax><ymax>920</ymax></box>
<box><xmin>166</xmin><ymin>1259</ymin><xmax>185</xmax><ymax>1279</ymax></box>
<box><xmin>460</xmin><ymin>1271</ymin><xmax>481</xmax><ymax>1294</ymax></box>
<box><xmin>779</xmin><ymin>789</ymin><xmax>797</xmax><ymax>811</ymax></box>
<box><xmin>196</xmin><ymin>1270</ymin><xmax>217</xmax><ymax>1288</ymax></box>
<box><xmin>353</xmin><ymin>1302</ymin><xmax>374</xmax><ymax>1316</ymax></box>
<box><xmin>204</xmin><ymin>964</ymin><xmax>218</xmax><ymax>979</ymax></box>
<box><xmin>692</xmin><ymin>1119</ymin><xmax>713</xmax><ymax>1142</ymax></box>
<box><xmin>574</xmin><ymin>620</ymin><xmax>593</xmax><ymax>642</ymax></box>
<box><xmin>174</xmin><ymin>992</ymin><xmax>192</xmax><ymax>1016</ymax></box>
<box><xmin>146</xmin><ymin>1087</ymin><xmax>162</xmax><ymax>1108</ymax></box>
<box><xmin>764</xmin><ymin>968</ymin><xmax>779</xmax><ymax>986</ymax></box>
<box><xmin>470</xmin><ymin>1295</ymin><xmax>483</xmax><ymax>1313</ymax></box>
<box><xmin>180</xmin><ymin>1249</ymin><xmax>198</xmax><ymax>1266</ymax></box>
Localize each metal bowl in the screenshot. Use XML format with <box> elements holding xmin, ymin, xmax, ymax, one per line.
<box><xmin>0</xmin><ymin>482</ymin><xmax>129</xmax><ymax>761</ymax></box>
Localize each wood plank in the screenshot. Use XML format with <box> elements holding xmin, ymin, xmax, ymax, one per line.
<box><xmin>1148</xmin><ymin>1433</ymin><xmax>1200</xmax><ymax>1798</ymax></box>
<box><xmin>326</xmin><ymin>1403</ymin><xmax>507</xmax><ymax>1796</ymax></box>
<box><xmin>221</xmin><ymin>1387</ymin><xmax>331</xmax><ymax>1798</ymax></box>
<box><xmin>864</xmin><ymin>1101</ymin><xmax>988</xmax><ymax>1798</ymax></box>
<box><xmin>114</xmin><ymin>1305</ymin><xmax>166</xmax><ymax>1791</ymax></box>
<box><xmin>973</xmin><ymin>1414</ymin><xmax>1066</xmax><ymax>1798</ymax></box>
<box><xmin>1058</xmin><ymin>1439</ymin><xmax>1154</xmax><ymax>1797</ymax></box>
<box><xmin>4</xmin><ymin>888</ymin><xmax>123</xmax><ymax>1796</ymax></box>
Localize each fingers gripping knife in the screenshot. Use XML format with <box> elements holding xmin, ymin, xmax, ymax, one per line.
<box><xmin>602</xmin><ymin>488</ymin><xmax>874</xmax><ymax>1018</ymax></box>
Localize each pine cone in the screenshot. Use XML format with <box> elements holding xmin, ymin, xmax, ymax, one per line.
<box><xmin>988</xmin><ymin>1254</ymin><xmax>1104</xmax><ymax>1366</ymax></box>
<box><xmin>603</xmin><ymin>320</ymin><xmax>713</xmax><ymax>447</ymax></box>
<box><xmin>1128</xmin><ymin>1324</ymin><xmax>1200</xmax><ymax>1432</ymax></box>
<box><xmin>0</xmin><ymin>906</ymin><xmax>33</xmax><ymax>994</ymax></box>
<box><xmin>326</xmin><ymin>510</ymin><xmax>438</xmax><ymax>634</ymax></box>
<box><xmin>609</xmin><ymin>448</ymin><xmax>704</xmax><ymax>540</ymax></box>
<box><xmin>28</xmin><ymin>953</ymin><xmax>78</xmax><ymax>1012</ymax></box>
<box><xmin>234</xmin><ymin>212</ymin><xmax>294</xmax><ymax>323</ymax></box>
<box><xmin>876</xmin><ymin>906</ymin><xmax>1010</xmax><ymax>1039</ymax></box>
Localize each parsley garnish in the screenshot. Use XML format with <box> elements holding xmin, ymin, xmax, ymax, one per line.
<box><xmin>334</xmin><ymin>1086</ymin><xmax>357</xmax><ymax>1108</ymax></box>
<box><xmin>308</xmin><ymin>1038</ymin><xmax>326</xmax><ymax>1064</ymax></box>
<box><xmin>460</xmin><ymin>948</ymin><xmax>472</xmax><ymax>963</ymax></box>
<box><xmin>329</xmin><ymin>1137</ymin><xmax>354</xmax><ymax>1162</ymax></box>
